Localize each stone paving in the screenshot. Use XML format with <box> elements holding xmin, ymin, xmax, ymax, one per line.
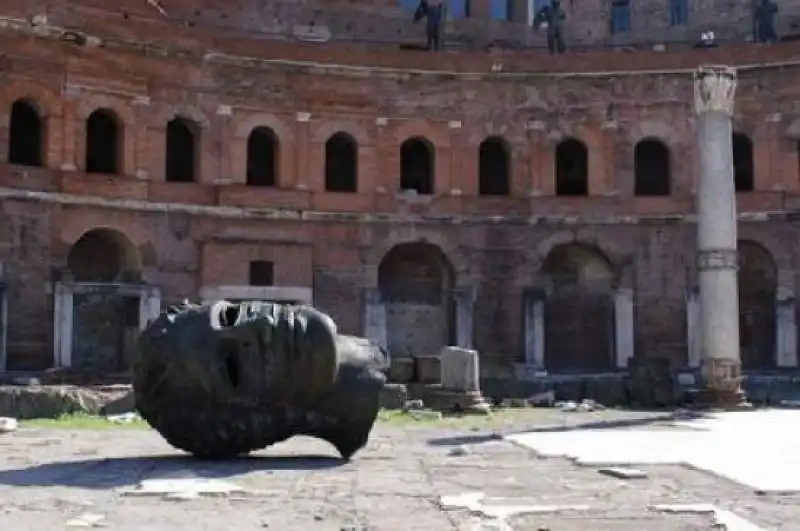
<box><xmin>0</xmin><ymin>410</ymin><xmax>795</xmax><ymax>530</ymax></box>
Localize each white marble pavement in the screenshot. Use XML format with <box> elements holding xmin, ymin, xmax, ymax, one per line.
<box><xmin>506</xmin><ymin>409</ymin><xmax>800</xmax><ymax>494</ymax></box>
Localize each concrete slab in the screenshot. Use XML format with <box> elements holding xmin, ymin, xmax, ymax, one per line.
<box><xmin>506</xmin><ymin>409</ymin><xmax>800</xmax><ymax>494</ymax></box>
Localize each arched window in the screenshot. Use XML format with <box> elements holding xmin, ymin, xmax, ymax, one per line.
<box><xmin>400</xmin><ymin>137</ymin><xmax>434</xmax><ymax>194</ymax></box>
<box><xmin>478</xmin><ymin>136</ymin><xmax>510</xmax><ymax>196</ymax></box>
<box><xmin>85</xmin><ymin>109</ymin><xmax>121</xmax><ymax>174</ymax></box>
<box><xmin>634</xmin><ymin>138</ymin><xmax>671</xmax><ymax>196</ymax></box>
<box><xmin>732</xmin><ymin>132</ymin><xmax>754</xmax><ymax>192</ymax></box>
<box><xmin>246</xmin><ymin>127</ymin><xmax>278</xmax><ymax>186</ymax></box>
<box><xmin>8</xmin><ymin>99</ymin><xmax>43</xmax><ymax>167</ymax></box>
<box><xmin>165</xmin><ymin>117</ymin><xmax>198</xmax><ymax>183</ymax></box>
<box><xmin>555</xmin><ymin>138</ymin><xmax>589</xmax><ymax>196</ymax></box>
<box><xmin>325</xmin><ymin>132</ymin><xmax>358</xmax><ymax>192</ymax></box>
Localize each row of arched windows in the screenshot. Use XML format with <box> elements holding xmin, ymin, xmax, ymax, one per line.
<box><xmin>6</xmin><ymin>98</ymin><xmax>758</xmax><ymax>196</ymax></box>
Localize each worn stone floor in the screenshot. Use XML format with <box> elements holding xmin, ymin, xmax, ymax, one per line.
<box><xmin>0</xmin><ymin>410</ymin><xmax>795</xmax><ymax>530</ymax></box>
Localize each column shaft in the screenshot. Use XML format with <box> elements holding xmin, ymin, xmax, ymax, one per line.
<box><xmin>693</xmin><ymin>65</ymin><xmax>747</xmax><ymax>407</ymax></box>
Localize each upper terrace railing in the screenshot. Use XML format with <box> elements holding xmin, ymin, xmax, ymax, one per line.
<box><xmin>3</xmin><ymin>0</ymin><xmax>800</xmax><ymax>75</ymax></box>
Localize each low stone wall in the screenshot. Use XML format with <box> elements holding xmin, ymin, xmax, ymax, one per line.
<box><xmin>0</xmin><ymin>382</ymin><xmax>410</xmax><ymax>419</ymax></box>
<box><xmin>0</xmin><ymin>385</ymin><xmax>134</xmax><ymax>419</ymax></box>
<box><xmin>479</xmin><ymin>372</ymin><xmax>800</xmax><ymax>408</ymax></box>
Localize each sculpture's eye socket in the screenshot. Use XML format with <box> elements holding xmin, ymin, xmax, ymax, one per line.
<box><xmin>219</xmin><ymin>304</ymin><xmax>241</xmax><ymax>328</ymax></box>
<box><xmin>218</xmin><ymin>338</ymin><xmax>242</xmax><ymax>390</ymax></box>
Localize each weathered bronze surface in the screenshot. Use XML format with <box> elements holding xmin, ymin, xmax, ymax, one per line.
<box><xmin>133</xmin><ymin>300</ymin><xmax>389</xmax><ymax>459</ymax></box>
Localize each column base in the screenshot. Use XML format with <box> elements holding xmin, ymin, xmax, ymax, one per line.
<box><xmin>693</xmin><ymin>387</ymin><xmax>751</xmax><ymax>410</ymax></box>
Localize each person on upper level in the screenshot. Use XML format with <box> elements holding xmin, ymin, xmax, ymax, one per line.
<box><xmin>533</xmin><ymin>0</ymin><xmax>567</xmax><ymax>54</ymax></box>
<box><xmin>754</xmin><ymin>0</ymin><xmax>778</xmax><ymax>43</ymax></box>
<box><xmin>413</xmin><ymin>0</ymin><xmax>445</xmax><ymax>51</ymax></box>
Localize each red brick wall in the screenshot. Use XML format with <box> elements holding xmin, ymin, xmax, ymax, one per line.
<box><xmin>0</xmin><ymin>19</ymin><xmax>798</xmax><ymax>371</ymax></box>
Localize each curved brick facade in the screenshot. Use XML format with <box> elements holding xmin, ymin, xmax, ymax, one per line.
<box><xmin>0</xmin><ymin>4</ymin><xmax>797</xmax><ymax>386</ymax></box>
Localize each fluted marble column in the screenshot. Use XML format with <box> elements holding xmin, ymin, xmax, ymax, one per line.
<box><xmin>693</xmin><ymin>65</ymin><xmax>747</xmax><ymax>407</ymax></box>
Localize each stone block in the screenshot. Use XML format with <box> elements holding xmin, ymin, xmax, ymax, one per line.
<box><xmin>440</xmin><ymin>346</ymin><xmax>480</xmax><ymax>392</ymax></box>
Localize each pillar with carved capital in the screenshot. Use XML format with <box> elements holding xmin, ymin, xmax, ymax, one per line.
<box><xmin>693</xmin><ymin>65</ymin><xmax>747</xmax><ymax>407</ymax></box>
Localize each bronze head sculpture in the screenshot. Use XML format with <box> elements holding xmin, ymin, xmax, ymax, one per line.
<box><xmin>133</xmin><ymin>300</ymin><xmax>389</xmax><ymax>460</ymax></box>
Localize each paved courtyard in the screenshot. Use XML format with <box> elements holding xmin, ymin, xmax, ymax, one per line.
<box><xmin>0</xmin><ymin>409</ymin><xmax>796</xmax><ymax>530</ymax></box>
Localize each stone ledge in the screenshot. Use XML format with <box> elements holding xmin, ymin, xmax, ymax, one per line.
<box><xmin>1</xmin><ymin>187</ymin><xmax>797</xmax><ymax>226</ymax></box>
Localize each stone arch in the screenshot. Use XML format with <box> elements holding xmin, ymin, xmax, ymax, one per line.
<box><xmin>478</xmin><ymin>136</ymin><xmax>511</xmax><ymax>196</ymax></box>
<box><xmin>392</xmin><ymin>119</ymin><xmax>450</xmax><ymax>148</ymax></box>
<box><xmin>66</xmin><ymin>227</ymin><xmax>142</xmax><ymax>282</ymax></box>
<box><xmin>153</xmin><ymin>105</ymin><xmax>210</xmax><ymax>130</ymax></box>
<box><xmin>634</xmin><ymin>137</ymin><xmax>671</xmax><ymax>196</ymax></box>
<box><xmin>8</xmin><ymin>98</ymin><xmax>44</xmax><ymax>167</ymax></box>
<box><xmin>738</xmin><ymin>239</ymin><xmax>777</xmax><ymax>369</ymax></box>
<box><xmin>75</xmin><ymin>94</ymin><xmax>135</xmax><ymax>125</ymax></box>
<box><xmin>233</xmin><ymin>112</ymin><xmax>292</xmax><ymax>141</ymax></box>
<box><xmin>0</xmin><ymin>82</ymin><xmax>63</xmax><ymax>118</ymax></box>
<box><xmin>555</xmin><ymin>137</ymin><xmax>589</xmax><ymax>196</ymax></box>
<box><xmin>539</xmin><ymin>242</ymin><xmax>616</xmax><ymax>372</ymax></box>
<box><xmin>629</xmin><ymin>120</ymin><xmax>678</xmax><ymax>146</ymax></box>
<box><xmin>312</xmin><ymin>120</ymin><xmax>369</xmax><ymax>145</ymax></box>
<box><xmin>378</xmin><ymin>242</ymin><xmax>455</xmax><ymax>371</ymax></box>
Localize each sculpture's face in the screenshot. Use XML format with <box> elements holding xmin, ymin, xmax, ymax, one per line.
<box><xmin>136</xmin><ymin>301</ymin><xmax>385</xmax><ymax>406</ymax></box>
<box><xmin>134</xmin><ymin>300</ymin><xmax>389</xmax><ymax>459</ymax></box>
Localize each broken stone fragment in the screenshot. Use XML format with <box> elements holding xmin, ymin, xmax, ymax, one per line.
<box><xmin>0</xmin><ymin>417</ymin><xmax>18</xmax><ymax>433</ymax></box>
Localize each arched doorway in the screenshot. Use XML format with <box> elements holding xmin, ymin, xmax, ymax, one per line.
<box><xmin>378</xmin><ymin>243</ymin><xmax>454</xmax><ymax>369</ymax></box>
<box><xmin>738</xmin><ymin>240</ymin><xmax>777</xmax><ymax>369</ymax></box>
<box><xmin>541</xmin><ymin>243</ymin><xmax>616</xmax><ymax>371</ymax></box>
<box><xmin>64</xmin><ymin>228</ymin><xmax>144</xmax><ymax>372</ymax></box>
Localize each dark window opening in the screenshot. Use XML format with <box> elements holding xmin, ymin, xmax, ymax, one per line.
<box><xmin>246</xmin><ymin>126</ymin><xmax>278</xmax><ymax>186</ymax></box>
<box><xmin>325</xmin><ymin>132</ymin><xmax>358</xmax><ymax>192</ymax></box>
<box><xmin>555</xmin><ymin>138</ymin><xmax>589</xmax><ymax>196</ymax></box>
<box><xmin>400</xmin><ymin>137</ymin><xmax>434</xmax><ymax>194</ymax></box>
<box><xmin>733</xmin><ymin>133</ymin><xmax>754</xmax><ymax>192</ymax></box>
<box><xmin>489</xmin><ymin>0</ymin><xmax>511</xmax><ymax>20</ymax></box>
<box><xmin>165</xmin><ymin>117</ymin><xmax>198</xmax><ymax>183</ymax></box>
<box><xmin>634</xmin><ymin>138</ymin><xmax>671</xmax><ymax>196</ymax></box>
<box><xmin>85</xmin><ymin>109</ymin><xmax>121</xmax><ymax>174</ymax></box>
<box><xmin>670</xmin><ymin>0</ymin><xmax>688</xmax><ymax>25</ymax></box>
<box><xmin>8</xmin><ymin>100</ymin><xmax>43</xmax><ymax>167</ymax></box>
<box><xmin>610</xmin><ymin>0</ymin><xmax>631</xmax><ymax>34</ymax></box>
<box><xmin>478</xmin><ymin>137</ymin><xmax>510</xmax><ymax>196</ymax></box>
<box><xmin>249</xmin><ymin>260</ymin><xmax>274</xmax><ymax>286</ymax></box>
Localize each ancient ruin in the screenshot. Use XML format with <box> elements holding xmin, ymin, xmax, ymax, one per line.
<box><xmin>133</xmin><ymin>300</ymin><xmax>389</xmax><ymax>459</ymax></box>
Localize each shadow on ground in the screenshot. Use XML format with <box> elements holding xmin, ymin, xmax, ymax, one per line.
<box><xmin>0</xmin><ymin>454</ymin><xmax>346</xmax><ymax>489</ymax></box>
<box><xmin>426</xmin><ymin>410</ymin><xmax>708</xmax><ymax>447</ymax></box>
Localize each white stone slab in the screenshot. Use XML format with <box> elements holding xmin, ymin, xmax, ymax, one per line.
<box><xmin>506</xmin><ymin>410</ymin><xmax>800</xmax><ymax>494</ymax></box>
<box><xmin>119</xmin><ymin>478</ymin><xmax>247</xmax><ymax>498</ymax></box>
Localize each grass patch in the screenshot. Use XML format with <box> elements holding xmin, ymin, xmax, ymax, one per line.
<box><xmin>19</xmin><ymin>408</ymin><xmax>547</xmax><ymax>431</ymax></box>
<box><xmin>22</xmin><ymin>412</ymin><xmax>149</xmax><ymax>430</ymax></box>
<box><xmin>376</xmin><ymin>407</ymin><xmax>547</xmax><ymax>429</ymax></box>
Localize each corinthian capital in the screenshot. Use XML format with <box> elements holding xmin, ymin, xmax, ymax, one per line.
<box><xmin>693</xmin><ymin>65</ymin><xmax>737</xmax><ymax>116</ymax></box>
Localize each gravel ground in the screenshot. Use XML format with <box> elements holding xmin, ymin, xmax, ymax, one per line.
<box><xmin>0</xmin><ymin>409</ymin><xmax>795</xmax><ymax>530</ymax></box>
